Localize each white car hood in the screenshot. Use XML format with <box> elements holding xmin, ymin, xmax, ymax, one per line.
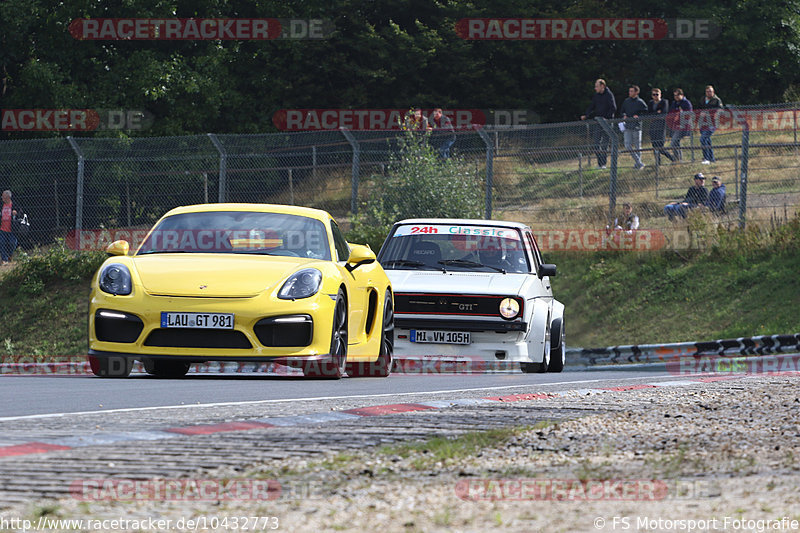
<box><xmin>387</xmin><ymin>270</ymin><xmax>530</xmax><ymax>296</ymax></box>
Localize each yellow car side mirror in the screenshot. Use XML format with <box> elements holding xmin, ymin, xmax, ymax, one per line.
<box><xmin>106</xmin><ymin>240</ymin><xmax>130</xmax><ymax>256</ymax></box>
<box><xmin>346</xmin><ymin>244</ymin><xmax>376</xmax><ymax>271</ymax></box>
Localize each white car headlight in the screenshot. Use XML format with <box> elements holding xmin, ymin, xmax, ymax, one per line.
<box><xmin>278</xmin><ymin>268</ymin><xmax>322</xmax><ymax>300</ymax></box>
<box><xmin>98</xmin><ymin>263</ymin><xmax>132</xmax><ymax>296</ymax></box>
<box><xmin>499</xmin><ymin>297</ymin><xmax>520</xmax><ymax>319</ymax></box>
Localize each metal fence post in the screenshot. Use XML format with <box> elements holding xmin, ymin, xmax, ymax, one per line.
<box><xmin>340</xmin><ymin>128</ymin><xmax>360</xmax><ymax>215</ymax></box>
<box><xmin>66</xmin><ymin>137</ymin><xmax>85</xmax><ymax>231</ymax></box>
<box><xmin>288</xmin><ymin>168</ymin><xmax>294</xmax><ymax>205</ymax></box>
<box><xmin>54</xmin><ymin>177</ymin><xmax>60</xmax><ymax>228</ymax></box>
<box><xmin>476</xmin><ymin>127</ymin><xmax>494</xmax><ymax>219</ymax></box>
<box><xmin>207</xmin><ymin>133</ymin><xmax>227</xmax><ymax>203</ymax></box>
<box><xmin>734</xmin><ymin>146</ymin><xmax>739</xmax><ymax>200</ymax></box>
<box><xmin>595</xmin><ymin>118</ymin><xmax>618</xmax><ymax>221</ymax></box>
<box><xmin>312</xmin><ymin>145</ymin><xmax>317</xmax><ymax>181</ymax></box>
<box><xmin>739</xmin><ymin>117</ymin><xmax>749</xmax><ymax>229</ymax></box>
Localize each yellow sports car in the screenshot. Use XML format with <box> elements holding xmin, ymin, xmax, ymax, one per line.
<box><xmin>88</xmin><ymin>204</ymin><xmax>393</xmax><ymax>379</ymax></box>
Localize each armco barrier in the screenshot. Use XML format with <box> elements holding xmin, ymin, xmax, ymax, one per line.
<box><xmin>3</xmin><ymin>335</ymin><xmax>799</xmax><ymax>375</ymax></box>
<box><xmin>566</xmin><ymin>333</ymin><xmax>800</xmax><ymax>366</ymax></box>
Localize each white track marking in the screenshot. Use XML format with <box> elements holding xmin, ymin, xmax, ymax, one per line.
<box><xmin>0</xmin><ymin>373</ymin><xmax>676</xmax><ymax>422</ymax></box>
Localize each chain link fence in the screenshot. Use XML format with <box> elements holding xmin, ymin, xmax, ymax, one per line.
<box><xmin>2</xmin><ymin>105</ymin><xmax>800</xmax><ymax>248</ymax></box>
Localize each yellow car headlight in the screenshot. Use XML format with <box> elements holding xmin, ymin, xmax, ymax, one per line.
<box><xmin>98</xmin><ymin>263</ymin><xmax>132</xmax><ymax>296</ymax></box>
<box><xmin>278</xmin><ymin>268</ymin><xmax>322</xmax><ymax>300</ymax></box>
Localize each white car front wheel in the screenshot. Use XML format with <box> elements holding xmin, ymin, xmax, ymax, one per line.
<box><xmin>520</xmin><ymin>325</ymin><xmax>550</xmax><ymax>373</ymax></box>
<box><xmin>547</xmin><ymin>318</ymin><xmax>565</xmax><ymax>373</ymax></box>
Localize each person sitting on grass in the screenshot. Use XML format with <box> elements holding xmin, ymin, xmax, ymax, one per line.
<box><xmin>609</xmin><ymin>202</ymin><xmax>640</xmax><ymax>234</ymax></box>
<box><xmin>664</xmin><ymin>173</ymin><xmax>709</xmax><ymax>221</ymax></box>
<box><xmin>707</xmin><ymin>176</ymin><xmax>726</xmax><ymax>214</ymax></box>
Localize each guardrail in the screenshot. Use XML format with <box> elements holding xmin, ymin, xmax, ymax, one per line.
<box><xmin>3</xmin><ymin>333</ymin><xmax>799</xmax><ymax>374</ymax></box>
<box><xmin>566</xmin><ymin>333</ymin><xmax>800</xmax><ymax>366</ymax></box>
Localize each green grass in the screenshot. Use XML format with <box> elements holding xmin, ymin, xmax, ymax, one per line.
<box><xmin>376</xmin><ymin>427</ymin><xmax>529</xmax><ymax>470</ymax></box>
<box><xmin>550</xmin><ymin>234</ymin><xmax>800</xmax><ymax>346</ymax></box>
<box><xmin>1</xmin><ymin>279</ymin><xmax>90</xmax><ymax>357</ymax></box>
<box><xmin>0</xmin><ymin>241</ymin><xmax>104</xmax><ymax>358</ymax></box>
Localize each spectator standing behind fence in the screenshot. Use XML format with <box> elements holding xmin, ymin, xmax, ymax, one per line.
<box><xmin>429</xmin><ymin>108</ymin><xmax>456</xmax><ymax>159</ymax></box>
<box><xmin>668</xmin><ymin>88</ymin><xmax>693</xmax><ymax>161</ymax></box>
<box><xmin>0</xmin><ymin>190</ymin><xmax>20</xmax><ymax>265</ymax></box>
<box><xmin>404</xmin><ymin>108</ymin><xmax>431</xmax><ymax>131</ymax></box>
<box><xmin>581</xmin><ymin>79</ymin><xmax>617</xmax><ymax>169</ymax></box>
<box><xmin>698</xmin><ymin>85</ymin><xmax>723</xmax><ymax>164</ymax></box>
<box><xmin>620</xmin><ymin>85</ymin><xmax>647</xmax><ymax>170</ymax></box>
<box><xmin>664</xmin><ymin>173</ymin><xmax>709</xmax><ymax>220</ymax></box>
<box><xmin>707</xmin><ymin>176</ymin><xmax>726</xmax><ymax>214</ymax></box>
<box><xmin>647</xmin><ymin>88</ymin><xmax>674</xmax><ymax>164</ymax></box>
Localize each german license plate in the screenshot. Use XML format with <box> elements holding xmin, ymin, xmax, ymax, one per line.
<box><xmin>161</xmin><ymin>312</ymin><xmax>234</xmax><ymax>329</ymax></box>
<box><xmin>410</xmin><ymin>330</ymin><xmax>471</xmax><ymax>345</ymax></box>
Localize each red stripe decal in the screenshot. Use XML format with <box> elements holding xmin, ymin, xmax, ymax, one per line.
<box><xmin>484</xmin><ymin>393</ymin><xmax>551</xmax><ymax>402</ymax></box>
<box><xmin>343</xmin><ymin>404</ymin><xmax>436</xmax><ymax>416</ymax></box>
<box><xmin>166</xmin><ymin>421</ymin><xmax>273</xmax><ymax>435</ymax></box>
<box><xmin>601</xmin><ymin>385</ymin><xmax>659</xmax><ymax>391</ymax></box>
<box><xmin>0</xmin><ymin>442</ymin><xmax>72</xmax><ymax>457</ymax></box>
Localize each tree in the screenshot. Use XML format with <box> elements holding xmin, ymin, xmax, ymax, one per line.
<box><xmin>348</xmin><ymin>127</ymin><xmax>482</xmax><ymax>250</ymax></box>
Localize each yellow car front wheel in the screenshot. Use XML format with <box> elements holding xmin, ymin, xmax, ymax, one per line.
<box><xmin>303</xmin><ymin>289</ymin><xmax>348</xmax><ymax>379</ymax></box>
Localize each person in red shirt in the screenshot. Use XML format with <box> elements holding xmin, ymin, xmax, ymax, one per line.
<box><xmin>1</xmin><ymin>190</ymin><xmax>19</xmax><ymax>264</ymax></box>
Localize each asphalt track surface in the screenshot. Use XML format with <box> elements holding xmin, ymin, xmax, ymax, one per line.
<box><xmin>0</xmin><ymin>365</ymin><xmax>672</xmax><ymax>418</ymax></box>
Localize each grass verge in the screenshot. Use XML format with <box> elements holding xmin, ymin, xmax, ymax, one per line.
<box><xmin>0</xmin><ymin>241</ymin><xmax>104</xmax><ymax>358</ymax></box>
<box><xmin>550</xmin><ymin>218</ymin><xmax>800</xmax><ymax>346</ymax></box>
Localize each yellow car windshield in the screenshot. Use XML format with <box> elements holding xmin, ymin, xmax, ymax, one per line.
<box><xmin>137</xmin><ymin>211</ymin><xmax>331</xmax><ymax>260</ymax></box>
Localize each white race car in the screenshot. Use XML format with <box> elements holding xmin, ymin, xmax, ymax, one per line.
<box><xmin>377</xmin><ymin>218</ymin><xmax>564</xmax><ymax>373</ymax></box>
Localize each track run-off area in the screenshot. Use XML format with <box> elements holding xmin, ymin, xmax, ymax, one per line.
<box><xmin>1</xmin><ymin>357</ymin><xmax>799</xmax><ymax>531</ymax></box>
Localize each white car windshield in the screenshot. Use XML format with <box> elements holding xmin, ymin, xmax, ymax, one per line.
<box><xmin>137</xmin><ymin>211</ymin><xmax>331</xmax><ymax>260</ymax></box>
<box><xmin>380</xmin><ymin>223</ymin><xmax>530</xmax><ymax>273</ymax></box>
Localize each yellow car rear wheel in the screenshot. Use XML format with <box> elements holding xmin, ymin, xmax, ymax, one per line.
<box><xmin>347</xmin><ymin>291</ymin><xmax>394</xmax><ymax>378</ymax></box>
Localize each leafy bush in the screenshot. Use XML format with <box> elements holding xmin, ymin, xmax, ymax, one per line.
<box><xmin>347</xmin><ymin>130</ymin><xmax>484</xmax><ymax>250</ymax></box>
<box><xmin>1</xmin><ymin>239</ymin><xmax>106</xmax><ymax>296</ymax></box>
